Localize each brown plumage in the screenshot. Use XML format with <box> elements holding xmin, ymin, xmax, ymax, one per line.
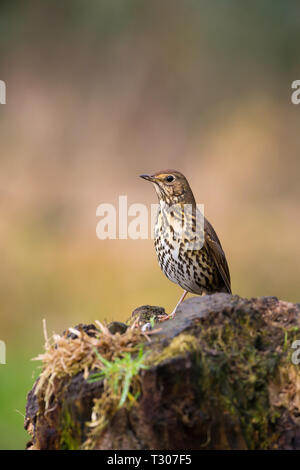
<box><xmin>140</xmin><ymin>169</ymin><xmax>231</xmax><ymax>316</ymax></box>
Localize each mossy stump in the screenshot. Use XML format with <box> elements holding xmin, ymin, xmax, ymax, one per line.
<box><xmin>25</xmin><ymin>294</ymin><xmax>300</xmax><ymax>450</ymax></box>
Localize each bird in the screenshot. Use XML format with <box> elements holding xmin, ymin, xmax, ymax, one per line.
<box><xmin>140</xmin><ymin>169</ymin><xmax>231</xmax><ymax>317</ymax></box>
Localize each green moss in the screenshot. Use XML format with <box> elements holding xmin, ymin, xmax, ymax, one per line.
<box><xmin>187</xmin><ymin>305</ymin><xmax>300</xmax><ymax>450</ymax></box>
<box><xmin>148</xmin><ymin>333</ymin><xmax>199</xmax><ymax>365</ymax></box>
<box><xmin>140</xmin><ymin>301</ymin><xmax>300</xmax><ymax>449</ymax></box>
<box><xmin>59</xmin><ymin>408</ymin><xmax>81</xmax><ymax>450</ymax></box>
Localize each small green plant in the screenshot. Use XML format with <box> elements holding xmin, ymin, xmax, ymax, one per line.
<box><xmin>88</xmin><ymin>346</ymin><xmax>149</xmax><ymax>408</ymax></box>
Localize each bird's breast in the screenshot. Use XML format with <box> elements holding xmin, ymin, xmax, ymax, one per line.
<box><xmin>153</xmin><ymin>205</ymin><xmax>210</xmax><ymax>293</ymax></box>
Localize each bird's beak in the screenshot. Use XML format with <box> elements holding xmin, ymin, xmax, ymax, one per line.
<box><xmin>139</xmin><ymin>174</ymin><xmax>155</xmax><ymax>182</ymax></box>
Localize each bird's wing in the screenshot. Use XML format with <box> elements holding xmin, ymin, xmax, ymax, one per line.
<box><xmin>204</xmin><ymin>217</ymin><xmax>232</xmax><ymax>294</ymax></box>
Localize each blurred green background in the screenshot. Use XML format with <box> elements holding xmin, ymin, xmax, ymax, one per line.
<box><xmin>1</xmin><ymin>0</ymin><xmax>300</xmax><ymax>449</ymax></box>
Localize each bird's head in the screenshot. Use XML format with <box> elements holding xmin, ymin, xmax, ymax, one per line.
<box><xmin>140</xmin><ymin>169</ymin><xmax>195</xmax><ymax>206</ymax></box>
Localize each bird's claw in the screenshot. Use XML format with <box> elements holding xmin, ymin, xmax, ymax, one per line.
<box><xmin>158</xmin><ymin>313</ymin><xmax>175</xmax><ymax>322</ymax></box>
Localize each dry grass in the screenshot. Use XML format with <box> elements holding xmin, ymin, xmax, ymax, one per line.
<box><xmin>33</xmin><ymin>318</ymin><xmax>152</xmax><ymax>410</ymax></box>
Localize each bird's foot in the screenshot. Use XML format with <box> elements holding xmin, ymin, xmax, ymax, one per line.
<box><xmin>158</xmin><ymin>314</ymin><xmax>170</xmax><ymax>322</ymax></box>
<box><xmin>169</xmin><ymin>308</ymin><xmax>177</xmax><ymax>318</ymax></box>
<box><xmin>157</xmin><ymin>290</ymin><xmax>188</xmax><ymax>322</ymax></box>
<box><xmin>158</xmin><ymin>313</ymin><xmax>173</xmax><ymax>322</ymax></box>
<box><xmin>158</xmin><ymin>309</ymin><xmax>177</xmax><ymax>322</ymax></box>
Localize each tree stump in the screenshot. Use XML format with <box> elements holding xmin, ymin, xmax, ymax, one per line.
<box><xmin>25</xmin><ymin>294</ymin><xmax>300</xmax><ymax>450</ymax></box>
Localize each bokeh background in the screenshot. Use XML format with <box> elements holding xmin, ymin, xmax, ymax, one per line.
<box><xmin>1</xmin><ymin>0</ymin><xmax>300</xmax><ymax>449</ymax></box>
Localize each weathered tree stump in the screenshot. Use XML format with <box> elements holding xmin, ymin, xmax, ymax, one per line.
<box><xmin>25</xmin><ymin>294</ymin><xmax>300</xmax><ymax>450</ymax></box>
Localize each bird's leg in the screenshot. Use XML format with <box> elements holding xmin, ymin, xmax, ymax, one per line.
<box><xmin>169</xmin><ymin>290</ymin><xmax>188</xmax><ymax>317</ymax></box>
<box><xmin>158</xmin><ymin>290</ymin><xmax>188</xmax><ymax>322</ymax></box>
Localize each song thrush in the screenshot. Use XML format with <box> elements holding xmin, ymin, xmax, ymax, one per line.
<box><xmin>140</xmin><ymin>169</ymin><xmax>231</xmax><ymax>317</ymax></box>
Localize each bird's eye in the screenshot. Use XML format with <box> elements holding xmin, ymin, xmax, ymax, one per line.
<box><xmin>165</xmin><ymin>175</ymin><xmax>174</xmax><ymax>183</ymax></box>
